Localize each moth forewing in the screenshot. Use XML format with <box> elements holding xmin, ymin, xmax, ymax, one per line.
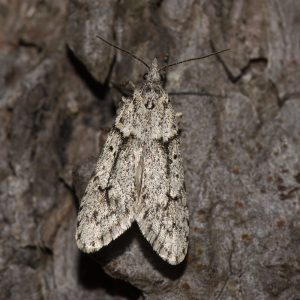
<box><xmin>76</xmin><ymin>58</ymin><xmax>189</xmax><ymax>265</ymax></box>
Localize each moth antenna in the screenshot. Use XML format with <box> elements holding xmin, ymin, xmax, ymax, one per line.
<box><xmin>96</xmin><ymin>35</ymin><xmax>150</xmax><ymax>70</ymax></box>
<box><xmin>159</xmin><ymin>48</ymin><xmax>230</xmax><ymax>71</ymax></box>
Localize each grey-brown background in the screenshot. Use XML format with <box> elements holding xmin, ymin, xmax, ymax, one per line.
<box><xmin>1</xmin><ymin>1</ymin><xmax>300</xmax><ymax>299</ymax></box>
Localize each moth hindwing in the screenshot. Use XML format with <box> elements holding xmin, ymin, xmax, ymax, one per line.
<box><xmin>76</xmin><ymin>58</ymin><xmax>189</xmax><ymax>265</ymax></box>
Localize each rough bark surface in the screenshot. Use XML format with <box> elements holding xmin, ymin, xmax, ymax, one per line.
<box><xmin>1</xmin><ymin>1</ymin><xmax>300</xmax><ymax>299</ymax></box>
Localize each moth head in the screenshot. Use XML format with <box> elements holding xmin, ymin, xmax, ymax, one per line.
<box><xmin>143</xmin><ymin>58</ymin><xmax>160</xmax><ymax>82</ymax></box>
<box><xmin>141</xmin><ymin>60</ymin><xmax>167</xmax><ymax>110</ymax></box>
<box><xmin>143</xmin><ymin>58</ymin><xmax>166</xmax><ymax>84</ymax></box>
<box><xmin>141</xmin><ymin>59</ymin><xmax>168</xmax><ymax>110</ymax></box>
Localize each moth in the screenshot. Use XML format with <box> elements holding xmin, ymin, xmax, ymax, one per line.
<box><xmin>76</xmin><ymin>36</ymin><xmax>229</xmax><ymax>265</ymax></box>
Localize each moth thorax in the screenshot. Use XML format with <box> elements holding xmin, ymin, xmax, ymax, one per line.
<box><xmin>142</xmin><ymin>83</ymin><xmax>163</xmax><ymax>110</ymax></box>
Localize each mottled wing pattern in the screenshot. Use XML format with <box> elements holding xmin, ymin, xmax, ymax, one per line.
<box><xmin>76</xmin><ymin>58</ymin><xmax>189</xmax><ymax>264</ymax></box>
<box><xmin>76</xmin><ymin>128</ymin><xmax>138</xmax><ymax>253</ymax></box>
<box><xmin>136</xmin><ymin>136</ymin><xmax>189</xmax><ymax>265</ymax></box>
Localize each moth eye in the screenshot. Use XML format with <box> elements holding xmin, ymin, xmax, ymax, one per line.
<box><xmin>143</xmin><ymin>72</ymin><xmax>148</xmax><ymax>80</ymax></box>
<box><xmin>160</xmin><ymin>73</ymin><xmax>166</xmax><ymax>82</ymax></box>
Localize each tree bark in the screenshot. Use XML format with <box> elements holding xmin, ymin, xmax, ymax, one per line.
<box><xmin>1</xmin><ymin>1</ymin><xmax>300</xmax><ymax>299</ymax></box>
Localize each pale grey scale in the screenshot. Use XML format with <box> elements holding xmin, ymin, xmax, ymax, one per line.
<box><xmin>127</xmin><ymin>91</ymin><xmax>176</xmax><ymax>142</ymax></box>
<box><xmin>116</xmin><ymin>94</ymin><xmax>147</xmax><ymax>140</ymax></box>
<box><xmin>108</xmin><ymin>138</ymin><xmax>142</xmax><ymax>209</ymax></box>
<box><xmin>76</xmin><ymin>199</ymin><xmax>131</xmax><ymax>253</ymax></box>
<box><xmin>136</xmin><ymin>139</ymin><xmax>189</xmax><ymax>265</ymax></box>
<box><xmin>95</xmin><ymin>129</ymin><xmax>123</xmax><ymax>189</ymax></box>
<box><xmin>137</xmin><ymin>195</ymin><xmax>189</xmax><ymax>265</ymax></box>
<box><xmin>148</xmin><ymin>97</ymin><xmax>167</xmax><ymax>140</ymax></box>
<box><xmin>76</xmin><ymin>129</ymin><xmax>136</xmax><ymax>253</ymax></box>
<box><xmin>131</xmin><ymin>95</ymin><xmax>152</xmax><ymax>140</ymax></box>
<box><xmin>168</xmin><ymin>137</ymin><xmax>185</xmax><ymax>200</ymax></box>
<box><xmin>76</xmin><ymin>185</ymin><xmax>130</xmax><ymax>252</ymax></box>
<box><xmin>144</xmin><ymin>94</ymin><xmax>177</xmax><ymax>141</ymax></box>
<box><xmin>115</xmin><ymin>100</ymin><xmax>135</xmax><ymax>137</ymax></box>
<box><xmin>162</xmin><ymin>105</ymin><xmax>178</xmax><ymax>141</ymax></box>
